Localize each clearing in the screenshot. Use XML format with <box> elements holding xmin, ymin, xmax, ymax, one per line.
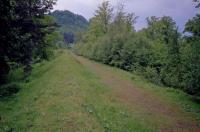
<box><xmin>0</xmin><ymin>50</ymin><xmax>200</xmax><ymax>132</ymax></box>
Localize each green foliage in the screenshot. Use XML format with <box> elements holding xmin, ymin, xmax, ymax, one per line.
<box><xmin>183</xmin><ymin>14</ymin><xmax>200</xmax><ymax>96</ymax></box>
<box><xmin>50</xmin><ymin>10</ymin><xmax>88</xmax><ymax>33</ymax></box>
<box><xmin>50</xmin><ymin>10</ymin><xmax>88</xmax><ymax>44</ymax></box>
<box><xmin>143</xmin><ymin>67</ymin><xmax>162</xmax><ymax>85</ymax></box>
<box><xmin>0</xmin><ymin>0</ymin><xmax>57</xmax><ymax>84</ymax></box>
<box><xmin>74</xmin><ymin>2</ymin><xmax>200</xmax><ymax>97</ymax></box>
<box><xmin>94</xmin><ymin>1</ymin><xmax>113</xmax><ymax>34</ymax></box>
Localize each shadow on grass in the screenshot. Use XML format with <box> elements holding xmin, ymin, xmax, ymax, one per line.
<box><xmin>0</xmin><ymin>83</ymin><xmax>20</xmax><ymax>99</ymax></box>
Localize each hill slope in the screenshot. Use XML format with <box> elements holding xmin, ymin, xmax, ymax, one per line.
<box><xmin>50</xmin><ymin>10</ymin><xmax>89</xmax><ymax>33</ymax></box>
<box><xmin>0</xmin><ymin>50</ymin><xmax>200</xmax><ymax>131</ymax></box>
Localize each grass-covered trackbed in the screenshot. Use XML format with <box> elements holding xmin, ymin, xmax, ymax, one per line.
<box><xmin>1</xmin><ymin>50</ymin><xmax>200</xmax><ymax>132</ymax></box>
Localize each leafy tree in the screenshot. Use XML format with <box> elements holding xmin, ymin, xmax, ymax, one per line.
<box><xmin>161</xmin><ymin>28</ymin><xmax>182</xmax><ymax>87</ymax></box>
<box><xmin>108</xmin><ymin>5</ymin><xmax>137</xmax><ymax>68</ymax></box>
<box><xmin>183</xmin><ymin>14</ymin><xmax>200</xmax><ymax>96</ymax></box>
<box><xmin>146</xmin><ymin>16</ymin><xmax>176</xmax><ymax>44</ymax></box>
<box><xmin>0</xmin><ymin>0</ymin><xmax>57</xmax><ymax>84</ymax></box>
<box><xmin>194</xmin><ymin>0</ymin><xmax>200</xmax><ymax>8</ymax></box>
<box><xmin>95</xmin><ymin>1</ymin><xmax>113</xmax><ymax>34</ymax></box>
<box><xmin>85</xmin><ymin>1</ymin><xmax>113</xmax><ymax>41</ymax></box>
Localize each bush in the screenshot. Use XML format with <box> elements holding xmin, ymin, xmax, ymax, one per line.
<box><xmin>0</xmin><ymin>83</ymin><xmax>20</xmax><ymax>98</ymax></box>
<box><xmin>143</xmin><ymin>67</ymin><xmax>162</xmax><ymax>85</ymax></box>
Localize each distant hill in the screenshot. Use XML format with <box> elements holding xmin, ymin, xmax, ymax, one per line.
<box><xmin>50</xmin><ymin>10</ymin><xmax>89</xmax><ymax>34</ymax></box>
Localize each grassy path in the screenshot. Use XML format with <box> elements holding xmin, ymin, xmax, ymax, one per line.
<box><xmin>1</xmin><ymin>50</ymin><xmax>200</xmax><ymax>131</ymax></box>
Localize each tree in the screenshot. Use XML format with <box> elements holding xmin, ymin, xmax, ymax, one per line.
<box><xmin>194</xmin><ymin>0</ymin><xmax>200</xmax><ymax>8</ymax></box>
<box><xmin>161</xmin><ymin>28</ymin><xmax>182</xmax><ymax>87</ymax></box>
<box><xmin>105</xmin><ymin>4</ymin><xmax>137</xmax><ymax>68</ymax></box>
<box><xmin>183</xmin><ymin>14</ymin><xmax>200</xmax><ymax>96</ymax></box>
<box><xmin>0</xmin><ymin>0</ymin><xmax>57</xmax><ymax>84</ymax></box>
<box><xmin>86</xmin><ymin>1</ymin><xmax>113</xmax><ymax>41</ymax></box>
<box><xmin>95</xmin><ymin>1</ymin><xmax>113</xmax><ymax>33</ymax></box>
<box><xmin>146</xmin><ymin>16</ymin><xmax>176</xmax><ymax>44</ymax></box>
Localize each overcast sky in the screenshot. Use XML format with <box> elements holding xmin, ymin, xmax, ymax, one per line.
<box><xmin>53</xmin><ymin>0</ymin><xmax>199</xmax><ymax>31</ymax></box>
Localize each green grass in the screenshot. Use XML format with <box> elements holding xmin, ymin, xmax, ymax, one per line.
<box><xmin>0</xmin><ymin>50</ymin><xmax>155</xmax><ymax>131</ymax></box>
<box><xmin>96</xmin><ymin>61</ymin><xmax>200</xmax><ymax>121</ymax></box>
<box><xmin>0</xmin><ymin>50</ymin><xmax>199</xmax><ymax>131</ymax></box>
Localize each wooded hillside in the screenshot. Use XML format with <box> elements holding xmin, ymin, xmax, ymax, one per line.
<box><xmin>50</xmin><ymin>10</ymin><xmax>89</xmax><ymax>33</ymax></box>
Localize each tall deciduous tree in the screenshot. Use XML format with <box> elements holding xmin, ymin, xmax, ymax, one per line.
<box><xmin>0</xmin><ymin>0</ymin><xmax>57</xmax><ymax>84</ymax></box>
<box><xmin>95</xmin><ymin>1</ymin><xmax>113</xmax><ymax>34</ymax></box>
<box><xmin>184</xmin><ymin>14</ymin><xmax>200</xmax><ymax>96</ymax></box>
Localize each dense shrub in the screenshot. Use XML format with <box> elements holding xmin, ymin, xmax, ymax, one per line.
<box><xmin>143</xmin><ymin>67</ymin><xmax>162</xmax><ymax>85</ymax></box>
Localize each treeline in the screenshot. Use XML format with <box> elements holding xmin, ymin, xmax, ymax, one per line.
<box><xmin>74</xmin><ymin>1</ymin><xmax>200</xmax><ymax>97</ymax></box>
<box><xmin>0</xmin><ymin>0</ymin><xmax>62</xmax><ymax>95</ymax></box>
